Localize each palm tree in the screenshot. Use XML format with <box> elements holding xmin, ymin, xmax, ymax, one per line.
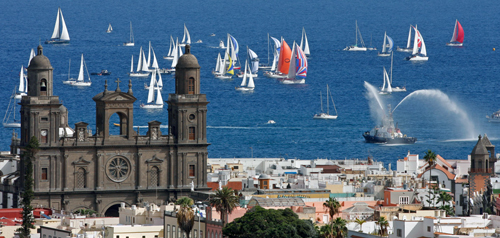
<box><xmin>331</xmin><ymin>218</ymin><xmax>348</xmax><ymax>238</ymax></box>
<box><xmin>176</xmin><ymin>197</ymin><xmax>194</xmax><ymax>207</ymax></box>
<box><xmin>354</xmin><ymin>218</ymin><xmax>366</xmax><ymax>232</ymax></box>
<box><xmin>209</xmin><ymin>187</ymin><xmax>240</xmax><ymax>226</ymax></box>
<box><xmin>176</xmin><ymin>203</ymin><xmax>195</xmax><ymax>238</ymax></box>
<box><xmin>323</xmin><ymin>197</ymin><xmax>341</xmax><ymax>220</ymax></box>
<box><xmin>376</xmin><ymin>216</ymin><xmax>389</xmax><ymax>236</ymax></box>
<box><xmin>424</xmin><ymin>150</ymin><xmax>437</xmax><ymax>188</ymax></box>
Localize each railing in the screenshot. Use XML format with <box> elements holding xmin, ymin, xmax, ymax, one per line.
<box><xmin>469</xmin><ymin>168</ymin><xmax>492</xmax><ymax>173</ymax></box>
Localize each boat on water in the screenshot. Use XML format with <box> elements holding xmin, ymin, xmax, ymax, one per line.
<box><xmin>405</xmin><ymin>26</ymin><xmax>428</xmax><ymax>61</ymax></box>
<box><xmin>215</xmin><ymin>53</ymin><xmax>234</xmax><ymax>79</ymax></box>
<box><xmin>63</xmin><ymin>55</ymin><xmax>92</xmax><ymax>86</ymax></box>
<box><xmin>313</xmin><ymin>84</ymin><xmax>338</xmax><ymax>119</ymax></box>
<box><xmin>218</xmin><ymin>40</ymin><xmax>226</xmax><ymax>49</ymax></box>
<box><xmin>179</xmin><ymin>24</ymin><xmax>191</xmax><ymax>47</ymax></box>
<box><xmin>140</xmin><ymin>69</ymin><xmax>164</xmax><ymax>109</ymax></box>
<box><xmin>163</xmin><ymin>38</ymin><xmax>183</xmax><ymax>74</ymax></box>
<box><xmin>3</xmin><ymin>89</ymin><xmax>21</xmax><ymax>128</ymax></box>
<box><xmin>237</xmin><ymin>47</ymin><xmax>259</xmax><ymax>78</ymax></box>
<box><xmin>91</xmin><ymin>70</ymin><xmax>111</xmax><ymax>76</ymax></box>
<box><xmin>144</xmin><ymin>68</ymin><xmax>163</xmax><ymax>90</ymax></box>
<box><xmin>363</xmin><ymin>105</ymin><xmax>416</xmax><ymax>144</ymax></box>
<box><xmin>344</xmin><ymin>20</ymin><xmax>367</xmax><ymax>51</ymax></box>
<box><xmin>210</xmin><ymin>33</ymin><xmax>216</xmax><ymax>37</ymax></box>
<box><xmin>486</xmin><ymin>110</ymin><xmax>500</xmax><ymax>122</ymax></box>
<box><xmin>397</xmin><ymin>25</ymin><xmax>415</xmax><ymax>52</ymax></box>
<box><xmin>262</xmin><ymin>36</ymin><xmax>281</xmax><ymax>72</ymax></box>
<box><xmin>300</xmin><ymin>27</ymin><xmax>310</xmax><ymax>57</ymax></box>
<box><xmin>45</xmin><ymin>8</ymin><xmax>70</xmax><ymax>44</ymax></box>
<box><xmin>267</xmin><ymin>120</ymin><xmax>276</xmax><ymax>124</ymax></box>
<box><xmin>446</xmin><ymin>19</ymin><xmax>464</xmax><ymax>46</ymax></box>
<box><xmin>387</xmin><ymin>52</ymin><xmax>406</xmax><ymax>92</ymax></box>
<box><xmin>123</xmin><ymin>22</ymin><xmax>134</xmax><ymax>46</ymax></box>
<box><xmin>282</xmin><ymin>41</ymin><xmax>307</xmax><ymax>84</ymax></box>
<box><xmin>235</xmin><ymin>60</ymin><xmax>255</xmax><ymax>91</ymax></box>
<box><xmin>106</xmin><ymin>23</ymin><xmax>113</xmax><ymax>33</ymax></box>
<box><xmin>196</xmin><ymin>39</ymin><xmax>202</xmax><ymax>43</ymax></box>
<box><xmin>163</xmin><ymin>36</ymin><xmax>175</xmax><ymax>60</ymax></box>
<box><xmin>265</xmin><ymin>38</ymin><xmax>290</xmax><ymax>79</ymax></box>
<box><xmin>129</xmin><ymin>47</ymin><xmax>150</xmax><ymax>77</ymax></box>
<box><xmin>378</xmin><ymin>32</ymin><xmax>394</xmax><ymax>57</ymax></box>
<box><xmin>379</xmin><ymin>67</ymin><xmax>392</xmax><ymax>95</ymax></box>
<box><xmin>14</xmin><ymin>65</ymin><xmax>27</xmax><ymax>99</ymax></box>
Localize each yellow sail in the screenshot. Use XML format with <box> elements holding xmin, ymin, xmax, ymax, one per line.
<box><xmin>227</xmin><ymin>53</ymin><xmax>234</xmax><ymax>75</ymax></box>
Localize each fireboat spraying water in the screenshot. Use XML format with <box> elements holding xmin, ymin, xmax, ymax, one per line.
<box><xmin>363</xmin><ymin>104</ymin><xmax>417</xmax><ymax>144</ymax></box>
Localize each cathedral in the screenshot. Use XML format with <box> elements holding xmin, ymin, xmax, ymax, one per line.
<box><xmin>13</xmin><ymin>45</ymin><xmax>210</xmax><ymax>216</ymax></box>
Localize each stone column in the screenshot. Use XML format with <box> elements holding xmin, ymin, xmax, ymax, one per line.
<box><xmin>63</xmin><ymin>154</ymin><xmax>69</xmax><ymax>191</ymax></box>
<box><xmin>96</xmin><ymin>153</ymin><xmax>103</xmax><ymax>190</ymax></box>
<box><xmin>169</xmin><ymin>151</ymin><xmax>174</xmax><ymax>188</ymax></box>
<box><xmin>136</xmin><ymin>153</ymin><xmax>143</xmax><ymax>189</ymax></box>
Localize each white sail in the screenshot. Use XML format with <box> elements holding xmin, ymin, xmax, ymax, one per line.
<box><xmin>156</xmin><ymin>86</ymin><xmax>163</xmax><ymax>105</ymax></box>
<box><xmin>178</xmin><ymin>43</ymin><xmax>184</xmax><ymax>57</ymax></box>
<box><xmin>182</xmin><ymin>24</ymin><xmax>191</xmax><ymax>45</ymax></box>
<box><xmin>51</xmin><ymin>8</ymin><xmax>61</xmax><ymax>39</ymax></box>
<box><xmin>147</xmin><ymin>71</ymin><xmax>155</xmax><ymax>103</ymax></box>
<box><xmin>151</xmin><ymin>46</ymin><xmax>159</xmax><ymax>69</ymax></box>
<box><xmin>385</xmin><ymin>68</ymin><xmax>392</xmax><ymax>93</ymax></box>
<box><xmin>215</xmin><ymin>53</ymin><xmax>221</xmax><ymax>73</ymax></box>
<box><xmin>77</xmin><ymin>54</ymin><xmax>84</xmax><ymax>82</ymax></box>
<box><xmin>28</xmin><ymin>49</ymin><xmax>35</xmax><ymax>66</ymax></box>
<box><xmin>382</xmin><ymin>32</ymin><xmax>387</xmax><ymax>53</ymax></box>
<box><xmin>247</xmin><ymin>64</ymin><xmax>255</xmax><ymax>89</ymax></box>
<box><xmin>107</xmin><ymin>23</ymin><xmax>113</xmax><ymax>33</ymax></box>
<box><xmin>248</xmin><ymin>49</ymin><xmax>259</xmax><ymax>73</ymax></box>
<box><xmin>141</xmin><ymin>48</ymin><xmax>149</xmax><ymax>72</ymax></box>
<box><xmin>419</xmin><ymin>31</ymin><xmax>427</xmax><ymax>56</ymax></box>
<box><xmin>167</xmin><ymin>36</ymin><xmax>174</xmax><ymax>57</ymax></box>
<box><xmin>287</xmin><ymin>42</ymin><xmax>297</xmax><ymax>79</ymax></box>
<box><xmin>412</xmin><ymin>27</ymin><xmax>419</xmax><ymax>55</ymax></box>
<box><xmin>406</xmin><ymin>26</ymin><xmax>412</xmax><ymax>49</ymax></box>
<box><xmin>381</xmin><ymin>67</ymin><xmax>387</xmax><ymax>91</ymax></box>
<box><xmin>171</xmin><ymin>38</ymin><xmax>179</xmax><ymax>68</ymax></box>
<box><xmin>59</xmin><ymin>9</ymin><xmax>70</xmax><ymax>41</ymax></box>
<box><xmin>157</xmin><ymin>69</ymin><xmax>163</xmax><ymax>87</ymax></box>
<box><xmin>147</xmin><ymin>42</ymin><xmax>152</xmax><ymax>67</ymax></box>
<box><xmin>130</xmin><ymin>55</ymin><xmax>134</xmax><ymax>72</ymax></box>
<box><xmin>19</xmin><ymin>66</ymin><xmax>25</xmax><ymax>92</ymax></box>
<box><xmin>300</xmin><ymin>27</ymin><xmax>310</xmax><ymax>56</ymax></box>
<box><xmin>240</xmin><ymin>61</ymin><xmax>248</xmax><ymax>87</ymax></box>
<box><xmin>137</xmin><ymin>47</ymin><xmax>143</xmax><ymax>72</ymax></box>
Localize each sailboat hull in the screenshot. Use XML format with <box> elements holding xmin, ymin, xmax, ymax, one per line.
<box><xmin>446</xmin><ymin>42</ymin><xmax>463</xmax><ymax>47</ymax></box>
<box><xmin>3</xmin><ymin>122</ymin><xmax>21</xmax><ymax>128</ymax></box>
<box><xmin>63</xmin><ymin>81</ymin><xmax>91</xmax><ymax>86</ymax></box>
<box><xmin>344</xmin><ymin>46</ymin><xmax>367</xmax><ymax>51</ymax></box>
<box><xmin>264</xmin><ymin>72</ymin><xmax>286</xmax><ymax>79</ymax></box>
<box><xmin>163</xmin><ymin>56</ymin><xmax>174</xmax><ymax>60</ymax></box>
<box><xmin>378</xmin><ymin>53</ymin><xmax>391</xmax><ymax>57</ymax></box>
<box><xmin>123</xmin><ymin>42</ymin><xmax>135</xmax><ymax>46</ymax></box>
<box><xmin>281</xmin><ymin>78</ymin><xmax>305</xmax><ymax>84</ymax></box>
<box><xmin>391</xmin><ymin>87</ymin><xmax>406</xmax><ymax>92</ymax></box>
<box><xmin>140</xmin><ymin>104</ymin><xmax>163</xmax><ymax>109</ymax></box>
<box><xmin>14</xmin><ymin>93</ymin><xmax>27</xmax><ymax>100</ymax></box>
<box><xmin>406</xmin><ymin>55</ymin><xmax>428</xmax><ymax>61</ymax></box>
<box><xmin>235</xmin><ymin>87</ymin><xmax>254</xmax><ymax>91</ymax></box>
<box><xmin>128</xmin><ymin>72</ymin><xmax>150</xmax><ymax>77</ymax></box>
<box><xmin>396</xmin><ymin>47</ymin><xmax>413</xmax><ymax>52</ymax></box>
<box><xmin>215</xmin><ymin>75</ymin><xmax>232</xmax><ymax>79</ymax></box>
<box><xmin>45</xmin><ymin>39</ymin><xmax>70</xmax><ymax>44</ymax></box>
<box><xmin>313</xmin><ymin>113</ymin><xmax>337</xmax><ymax>120</ymax></box>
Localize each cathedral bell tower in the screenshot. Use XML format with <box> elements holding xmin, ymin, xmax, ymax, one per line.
<box><xmin>168</xmin><ymin>45</ymin><xmax>209</xmax><ymax>144</ymax></box>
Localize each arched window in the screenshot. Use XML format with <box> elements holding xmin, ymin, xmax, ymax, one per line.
<box><xmin>188</xmin><ymin>77</ymin><xmax>195</xmax><ymax>94</ymax></box>
<box><xmin>150</xmin><ymin>166</ymin><xmax>159</xmax><ymax>187</ymax></box>
<box><xmin>40</xmin><ymin>79</ymin><xmax>47</xmax><ymax>96</ymax></box>
<box><xmin>76</xmin><ymin>167</ymin><xmax>87</xmax><ymax>188</ymax></box>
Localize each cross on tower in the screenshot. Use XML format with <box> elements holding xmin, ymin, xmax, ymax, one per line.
<box><xmin>115</xmin><ymin>78</ymin><xmax>121</xmax><ymax>92</ymax></box>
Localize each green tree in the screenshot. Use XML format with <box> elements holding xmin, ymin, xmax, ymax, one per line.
<box><xmin>75</xmin><ymin>209</ymin><xmax>97</xmax><ymax>216</ymax></box>
<box><xmin>423</xmin><ymin>150</ymin><xmax>437</xmax><ymax>188</ymax></box>
<box><xmin>223</xmin><ymin>206</ymin><xmax>317</xmax><ymax>238</ymax></box>
<box><xmin>176</xmin><ymin>204</ymin><xmax>195</xmax><ymax>238</ymax></box>
<box><xmin>209</xmin><ymin>187</ymin><xmax>239</xmax><ymax>226</ymax></box>
<box><xmin>323</xmin><ymin>197</ymin><xmax>341</xmax><ymax>220</ymax></box>
<box><xmin>376</xmin><ymin>216</ymin><xmax>389</xmax><ymax>236</ymax></box>
<box><xmin>17</xmin><ymin>136</ymin><xmax>39</xmax><ymax>238</ymax></box>
<box><xmin>354</xmin><ymin>218</ymin><xmax>366</xmax><ymax>232</ymax></box>
<box><xmin>175</xmin><ymin>197</ymin><xmax>194</xmax><ymax>207</ymax></box>
<box><xmin>331</xmin><ymin>217</ymin><xmax>348</xmax><ymax>238</ymax></box>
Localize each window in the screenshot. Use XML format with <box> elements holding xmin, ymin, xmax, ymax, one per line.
<box><xmin>194</xmin><ymin>230</ymin><xmax>197</xmax><ymax>238</ymax></box>
<box><xmin>189</xmin><ymin>165</ymin><xmax>195</xmax><ymax>177</ymax></box>
<box><xmin>188</xmin><ymin>77</ymin><xmax>195</xmax><ymax>94</ymax></box>
<box><xmin>41</xmin><ymin>117</ymin><xmax>48</xmax><ymax>121</ymax></box>
<box><xmin>149</xmin><ymin>166</ymin><xmax>159</xmax><ymax>187</ymax></box>
<box><xmin>189</xmin><ymin>127</ymin><xmax>195</xmax><ymax>140</ymax></box>
<box><xmin>399</xmin><ymin>196</ymin><xmax>409</xmax><ymax>204</ymax></box>
<box><xmin>263</xmin><ymin>181</ymin><xmax>267</xmax><ymax>185</ymax></box>
<box><xmin>172</xmin><ymin>226</ymin><xmax>176</xmax><ymax>238</ymax></box>
<box><xmin>40</xmin><ymin>79</ymin><xmax>47</xmax><ymax>96</ymax></box>
<box><xmin>233</xmin><ymin>166</ymin><xmax>239</xmax><ymax>169</ymax></box>
<box><xmin>167</xmin><ymin>225</ymin><xmax>170</xmax><ymax>238</ymax></box>
<box><xmin>397</xmin><ymin>229</ymin><xmax>402</xmax><ymax>237</ymax></box>
<box><xmin>427</xmin><ymin>226</ymin><xmax>431</xmax><ymax>232</ymax></box>
<box><xmin>76</xmin><ymin>167</ymin><xmax>87</xmax><ymax>188</ymax></box>
<box><xmin>42</xmin><ymin>168</ymin><xmax>48</xmax><ymax>180</ymax></box>
<box><xmin>200</xmin><ymin>231</ymin><xmax>203</xmax><ymax>238</ymax></box>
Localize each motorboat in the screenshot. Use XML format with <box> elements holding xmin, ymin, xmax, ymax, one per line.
<box><xmin>363</xmin><ymin>105</ymin><xmax>416</xmax><ymax>144</ymax></box>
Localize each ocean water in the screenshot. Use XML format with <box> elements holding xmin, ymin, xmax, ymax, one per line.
<box><xmin>1</xmin><ymin>0</ymin><xmax>499</xmax><ymax>168</ymax></box>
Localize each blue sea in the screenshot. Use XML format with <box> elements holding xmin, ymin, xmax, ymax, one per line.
<box><xmin>1</xmin><ymin>0</ymin><xmax>499</xmax><ymax>168</ymax></box>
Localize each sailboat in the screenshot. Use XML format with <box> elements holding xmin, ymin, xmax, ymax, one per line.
<box><xmin>259</xmin><ymin>34</ymin><xmax>272</xmax><ymax>69</ymax></box>
<box><xmin>300</xmin><ymin>27</ymin><xmax>310</xmax><ymax>57</ymax></box>
<box><xmin>163</xmin><ymin>36</ymin><xmax>175</xmax><ymax>60</ymax></box>
<box><xmin>397</xmin><ymin>25</ymin><xmax>415</xmax><ymax>52</ymax></box>
<box><xmin>45</xmin><ymin>8</ymin><xmax>70</xmax><ymax>44</ymax></box>
<box><xmin>388</xmin><ymin>52</ymin><xmax>406</xmax><ymax>92</ymax></box>
<box><xmin>145</xmin><ymin>42</ymin><xmax>160</xmax><ymax>72</ymax></box>
<box><xmin>379</xmin><ymin>67</ymin><xmax>392</xmax><ymax>95</ymax></box>
<box><xmin>144</xmin><ymin>68</ymin><xmax>163</xmax><ymax>90</ymax></box>
<box><xmin>212</xmin><ymin>53</ymin><xmax>223</xmax><ymax>76</ymax></box>
<box><xmin>237</xmin><ymin>48</ymin><xmax>258</xmax><ymax>78</ymax></box>
<box><xmin>313</xmin><ymin>85</ymin><xmax>338</xmax><ymax>119</ymax></box>
<box><xmin>262</xmin><ymin>36</ymin><xmax>281</xmax><ymax>71</ymax></box>
<box><xmin>106</xmin><ymin>23</ymin><xmax>113</xmax><ymax>33</ymax></box>
<box><xmin>446</xmin><ymin>20</ymin><xmax>464</xmax><ymax>46</ymax></box>
<box><xmin>123</xmin><ymin>22</ymin><xmax>134</xmax><ymax>46</ymax></box>
<box><xmin>140</xmin><ymin>69</ymin><xmax>164</xmax><ymax>109</ymax></box>
<box><xmin>264</xmin><ymin>38</ymin><xmax>289</xmax><ymax>79</ymax></box>
<box><xmin>378</xmin><ymin>32</ymin><xmax>394</xmax><ymax>57</ymax></box>
<box><xmin>3</xmin><ymin>89</ymin><xmax>21</xmax><ymax>128</ymax></box>
<box><xmin>14</xmin><ymin>66</ymin><xmax>27</xmax><ymax>99</ymax></box>
<box><xmin>235</xmin><ymin>60</ymin><xmax>255</xmax><ymax>91</ymax></box>
<box><xmin>215</xmin><ymin>53</ymin><xmax>234</xmax><ymax>79</ymax></box>
<box><xmin>63</xmin><ymin>54</ymin><xmax>92</xmax><ymax>86</ymax></box>
<box><xmin>165</xmin><ymin>38</ymin><xmax>184</xmax><ymax>73</ymax></box>
<box><xmin>405</xmin><ymin>26</ymin><xmax>428</xmax><ymax>61</ymax></box>
<box><xmin>218</xmin><ymin>40</ymin><xmax>226</xmax><ymax>49</ymax></box>
<box><xmin>344</xmin><ymin>21</ymin><xmax>366</xmax><ymax>51</ymax></box>
<box><xmin>128</xmin><ymin>47</ymin><xmax>150</xmax><ymax>77</ymax></box>
<box><xmin>180</xmin><ymin>24</ymin><xmax>191</xmax><ymax>47</ymax></box>
<box><xmin>282</xmin><ymin>42</ymin><xmax>307</xmax><ymax>84</ymax></box>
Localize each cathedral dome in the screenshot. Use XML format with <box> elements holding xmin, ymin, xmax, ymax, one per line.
<box><xmin>28</xmin><ymin>45</ymin><xmax>52</xmax><ymax>69</ymax></box>
<box><xmin>176</xmin><ymin>45</ymin><xmax>200</xmax><ymax>69</ymax></box>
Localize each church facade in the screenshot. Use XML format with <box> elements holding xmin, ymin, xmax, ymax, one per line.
<box><xmin>14</xmin><ymin>45</ymin><xmax>209</xmax><ymax>216</ymax></box>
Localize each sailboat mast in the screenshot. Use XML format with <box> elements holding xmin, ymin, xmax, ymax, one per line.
<box><xmin>267</xmin><ymin>33</ymin><xmax>270</xmax><ymax>66</ymax></box>
<box><xmin>390</xmin><ymin>52</ymin><xmax>393</xmax><ymax>84</ymax></box>
<box><xmin>355</xmin><ymin>21</ymin><xmax>358</xmax><ymax>46</ymax></box>
<box><xmin>320</xmin><ymin>91</ymin><xmax>323</xmax><ymax>113</ymax></box>
<box><xmin>326</xmin><ymin>85</ymin><xmax>330</xmax><ymax>115</ymax></box>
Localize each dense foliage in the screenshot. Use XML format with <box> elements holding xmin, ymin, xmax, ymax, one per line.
<box><xmin>17</xmin><ymin>136</ymin><xmax>39</xmax><ymax>238</ymax></box>
<box><xmin>223</xmin><ymin>206</ymin><xmax>317</xmax><ymax>238</ymax></box>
